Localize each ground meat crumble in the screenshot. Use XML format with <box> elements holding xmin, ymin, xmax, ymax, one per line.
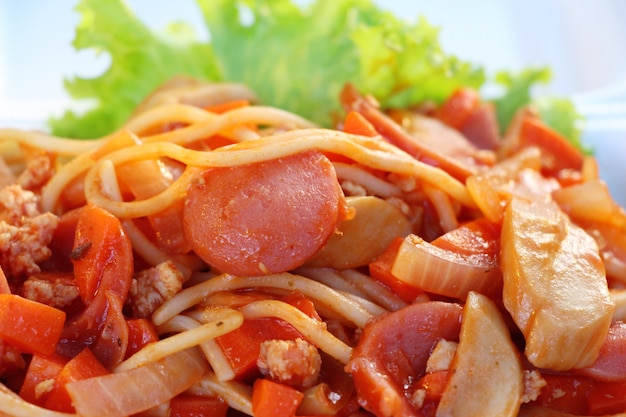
<box><xmin>257</xmin><ymin>338</ymin><xmax>322</xmax><ymax>388</ymax></box>
<box><xmin>128</xmin><ymin>260</ymin><xmax>185</xmax><ymax>318</ymax></box>
<box><xmin>0</xmin><ymin>185</ymin><xmax>59</xmax><ymax>279</ymax></box>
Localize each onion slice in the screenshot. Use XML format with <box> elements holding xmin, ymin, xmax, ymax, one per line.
<box><xmin>67</xmin><ymin>348</ymin><xmax>208</xmax><ymax>417</ymax></box>
<box><xmin>391</xmin><ymin>234</ymin><xmax>501</xmax><ymax>300</ymax></box>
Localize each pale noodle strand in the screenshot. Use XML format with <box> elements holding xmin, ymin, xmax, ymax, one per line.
<box><xmin>84</xmin><ymin>129</ymin><xmax>474</xmax><ymax>219</ymax></box>
<box><xmin>296</xmin><ymin>267</ymin><xmax>372</xmax><ymax>302</ymax></box>
<box><xmin>40</xmin><ymin>105</ymin><xmax>314</xmax><ymax>212</ymax></box>
<box><xmin>423</xmin><ymin>183</ymin><xmax>459</xmax><ymax>232</ymax></box>
<box><xmin>151</xmin><ymin>273</ymin><xmax>375</xmax><ymax>329</ymax></box>
<box><xmin>339</xmin><ymin>269</ymin><xmax>408</xmax><ymax>311</ymax></box>
<box><xmin>140</xmin><ymin>106</ymin><xmax>317</xmax><ymax>146</ymax></box>
<box><xmin>115</xmin><ymin>308</ymin><xmax>243</xmax><ymax>373</ymax></box>
<box><xmin>240</xmin><ymin>300</ymin><xmax>353</xmax><ymax>365</ymax></box>
<box><xmin>156</xmin><ymin>313</ymin><xmax>236</xmax><ymax>382</ymax></box>
<box><xmin>0</xmin><ymin>128</ymin><xmax>104</xmax><ymax>155</ymax></box>
<box><xmin>0</xmin><ymin>383</ymin><xmax>76</xmax><ymax>417</ymax></box>
<box><xmin>120</xmin><ymin>218</ymin><xmax>174</xmax><ymax>267</ymax></box>
<box><xmin>187</xmin><ymin>310</ymin><xmax>238</xmax><ymax>382</ymax></box>
<box><xmin>188</xmin><ymin>372</ymin><xmax>253</xmax><ymax>416</ymax></box>
<box><xmin>610</xmin><ymin>289</ymin><xmax>626</xmax><ymax>322</ymax></box>
<box><xmin>333</xmin><ymin>162</ymin><xmax>402</xmax><ymax>198</ymax></box>
<box><xmin>40</xmin><ymin>151</ymin><xmax>95</xmax><ymax>213</ymax></box>
<box><xmin>163</xmin><ymin>82</ymin><xmax>258</xmax><ymax>107</ymax></box>
<box><xmin>133</xmin><ymin>82</ymin><xmax>258</xmax><ymax>115</ymax></box>
<box><xmin>336</xmin><ymin>291</ymin><xmax>389</xmax><ymax>318</ymax></box>
<box><xmin>97</xmin><ymin>159</ymin><xmax>122</xmax><ymax>201</ymax></box>
<box><xmin>230</xmin><ymin>126</ymin><xmax>261</xmax><ymax>141</ymax></box>
<box><xmin>298</xmin><ymin>267</ymin><xmax>407</xmax><ymax>312</ymax></box>
<box><xmin>123</xmin><ymin>104</ymin><xmax>216</xmax><ymax>135</ymax></box>
<box><xmin>90</xmin><ymin>159</ymin><xmax>201</xmax><ymax>276</ymax></box>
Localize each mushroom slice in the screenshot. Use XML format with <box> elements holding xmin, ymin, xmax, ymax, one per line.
<box><xmin>437</xmin><ymin>291</ymin><xmax>523</xmax><ymax>417</ymax></box>
<box><xmin>500</xmin><ymin>196</ymin><xmax>614</xmax><ymax>370</ymax></box>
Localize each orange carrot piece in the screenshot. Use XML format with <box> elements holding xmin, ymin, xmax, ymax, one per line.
<box><xmin>343</xmin><ymin>111</ymin><xmax>378</xmax><ymax>137</ymax></box>
<box><xmin>0</xmin><ymin>294</ymin><xmax>66</xmax><ymax>355</ymax></box>
<box><xmin>205</xmin><ymin>99</ymin><xmax>250</xmax><ymax>114</ymax></box>
<box><xmin>252</xmin><ymin>378</ymin><xmax>304</xmax><ymax>417</ymax></box>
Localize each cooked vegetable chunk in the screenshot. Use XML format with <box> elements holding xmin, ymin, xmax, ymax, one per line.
<box><xmin>501</xmin><ymin>197</ymin><xmax>614</xmax><ymax>370</ymax></box>
<box><xmin>437</xmin><ymin>291</ymin><xmax>523</xmax><ymax>417</ymax></box>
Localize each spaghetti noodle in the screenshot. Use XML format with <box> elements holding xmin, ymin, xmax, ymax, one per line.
<box><xmin>0</xmin><ymin>78</ymin><xmax>625</xmax><ymax>417</ymax></box>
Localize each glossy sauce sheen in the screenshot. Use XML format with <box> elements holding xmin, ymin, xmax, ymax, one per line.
<box><xmin>183</xmin><ymin>150</ymin><xmax>346</xmax><ymax>276</ymax></box>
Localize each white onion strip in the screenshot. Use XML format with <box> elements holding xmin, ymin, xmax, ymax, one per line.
<box><xmin>67</xmin><ymin>348</ymin><xmax>208</xmax><ymax>417</ymax></box>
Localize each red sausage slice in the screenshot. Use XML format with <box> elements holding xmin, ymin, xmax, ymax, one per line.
<box><xmin>183</xmin><ymin>150</ymin><xmax>346</xmax><ymax>276</ymax></box>
<box><xmin>346</xmin><ymin>301</ymin><xmax>463</xmax><ymax>417</ymax></box>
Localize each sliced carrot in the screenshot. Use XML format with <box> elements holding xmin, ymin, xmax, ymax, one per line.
<box><xmin>0</xmin><ymin>267</ymin><xmax>9</xmax><ymax>294</ymax></box>
<box><xmin>282</xmin><ymin>290</ymin><xmax>322</xmax><ymax>321</ymax></box>
<box><xmin>215</xmin><ymin>317</ymin><xmax>302</xmax><ymax>381</ymax></box>
<box><xmin>44</xmin><ymin>348</ymin><xmax>109</xmax><ymax>412</ymax></box>
<box><xmin>343</xmin><ymin>111</ymin><xmax>378</xmax><ymax>137</ymax></box>
<box><xmin>0</xmin><ymin>294</ymin><xmax>65</xmax><ymax>355</ymax></box>
<box><xmin>19</xmin><ymin>353</ymin><xmax>67</xmax><ymax>406</ymax></box>
<box><xmin>252</xmin><ymin>378</ymin><xmax>304</xmax><ymax>417</ymax></box>
<box><xmin>204</xmin><ymin>99</ymin><xmax>250</xmax><ymax>114</ymax></box>
<box><xmin>368</xmin><ymin>237</ymin><xmax>424</xmax><ymax>303</ymax></box>
<box><xmin>170</xmin><ymin>394</ymin><xmax>229</xmax><ymax>417</ymax></box>
<box><xmin>72</xmin><ymin>202</ymin><xmax>133</xmax><ymax>304</ymax></box>
<box><xmin>125</xmin><ymin>318</ymin><xmax>159</xmax><ymax>359</ymax></box>
<box><xmin>518</xmin><ymin>116</ymin><xmax>584</xmax><ymax>174</ymax></box>
<box><xmin>416</xmin><ymin>371</ymin><xmax>450</xmax><ymax>403</ymax></box>
<box><xmin>434</xmin><ymin>88</ymin><xmax>480</xmax><ymax>130</ymax></box>
<box><xmin>431</xmin><ymin>217</ymin><xmax>501</xmax><ymax>257</ymax></box>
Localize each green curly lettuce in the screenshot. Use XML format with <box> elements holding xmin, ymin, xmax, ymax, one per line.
<box><xmin>50</xmin><ymin>0</ymin><xmax>581</xmax><ymax>150</ymax></box>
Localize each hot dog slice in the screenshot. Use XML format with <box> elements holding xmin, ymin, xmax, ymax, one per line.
<box><xmin>183</xmin><ymin>150</ymin><xmax>346</xmax><ymax>276</ymax></box>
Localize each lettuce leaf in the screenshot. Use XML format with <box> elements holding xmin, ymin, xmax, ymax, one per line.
<box><xmin>50</xmin><ymin>0</ymin><xmax>484</xmax><ymax>138</ymax></box>
<box><xmin>491</xmin><ymin>67</ymin><xmax>587</xmax><ymax>152</ymax></box>
<box><xmin>50</xmin><ymin>0</ymin><xmax>580</xmax><ymax>150</ymax></box>
<box><xmin>49</xmin><ymin>0</ymin><xmax>219</xmax><ymax>139</ymax></box>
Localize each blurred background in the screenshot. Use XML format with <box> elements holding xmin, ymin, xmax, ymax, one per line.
<box><xmin>1</xmin><ymin>0</ymin><xmax>625</xmax><ymax>204</ymax></box>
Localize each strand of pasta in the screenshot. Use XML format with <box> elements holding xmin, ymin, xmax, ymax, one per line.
<box><xmin>156</xmin><ymin>312</ymin><xmax>237</xmax><ymax>382</ymax></box>
<box><xmin>187</xmin><ymin>371</ymin><xmax>253</xmax><ymax>416</ymax></box>
<box><xmin>296</xmin><ymin>267</ymin><xmax>373</xmax><ymax>304</ymax></box>
<box><xmin>151</xmin><ymin>272</ymin><xmax>375</xmax><ymax>329</ymax></box>
<box><xmin>0</xmin><ymin>383</ymin><xmax>76</xmax><ymax>417</ymax></box>
<box><xmin>610</xmin><ymin>289</ymin><xmax>626</xmax><ymax>321</ymax></box>
<box><xmin>40</xmin><ymin>150</ymin><xmax>95</xmax><ymax>212</ymax></box>
<box><xmin>336</xmin><ymin>291</ymin><xmax>389</xmax><ymax>318</ymax></box>
<box><xmin>140</xmin><ymin>105</ymin><xmax>317</xmax><ymax>146</ymax></box>
<box><xmin>123</xmin><ymin>104</ymin><xmax>215</xmax><ymax>135</ymax></box>
<box><xmin>0</xmin><ymin>140</ymin><xmax>27</xmax><ymax>175</ymax></box>
<box><xmin>114</xmin><ymin>308</ymin><xmax>243</xmax><ymax>373</ymax></box>
<box><xmin>422</xmin><ymin>183</ymin><xmax>459</xmax><ymax>232</ymax></box>
<box><xmin>89</xmin><ymin>158</ymin><xmax>202</xmax><ymax>277</ymax></box>
<box><xmin>298</xmin><ymin>267</ymin><xmax>409</xmax><ymax>312</ymax></box>
<box><xmin>333</xmin><ymin>162</ymin><xmax>402</xmax><ymax>198</ymax></box>
<box><xmin>0</xmin><ymin>128</ymin><xmax>104</xmax><ymax>155</ymax></box>
<box><xmin>240</xmin><ymin>299</ymin><xmax>353</xmax><ymax>365</ymax></box>
<box><xmin>40</xmin><ymin>105</ymin><xmax>313</xmax><ymax>212</ymax></box>
<box><xmin>84</xmin><ymin>129</ymin><xmax>474</xmax><ymax>219</ymax></box>
<box><xmin>133</xmin><ymin>81</ymin><xmax>258</xmax><ymax>115</ymax></box>
<box><xmin>339</xmin><ymin>268</ymin><xmax>410</xmax><ymax>311</ymax></box>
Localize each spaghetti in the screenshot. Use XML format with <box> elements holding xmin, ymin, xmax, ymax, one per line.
<box><xmin>0</xmin><ymin>78</ymin><xmax>625</xmax><ymax>417</ymax></box>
